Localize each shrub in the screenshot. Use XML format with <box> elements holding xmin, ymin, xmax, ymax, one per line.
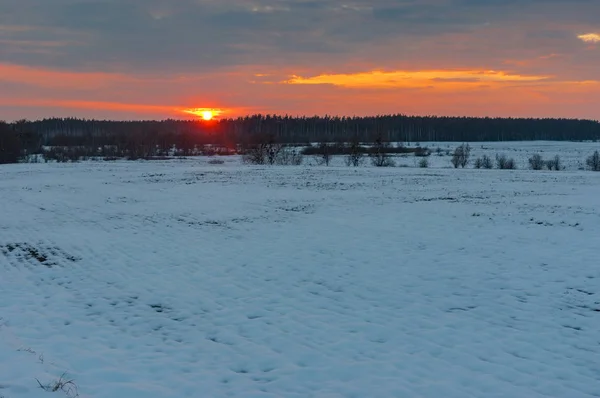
<box><xmin>586</xmin><ymin>151</ymin><xmax>600</xmax><ymax>171</ymax></box>
<box><xmin>496</xmin><ymin>154</ymin><xmax>516</xmax><ymax>169</ymax></box>
<box><xmin>418</xmin><ymin>158</ymin><xmax>429</xmax><ymax>168</ymax></box>
<box><xmin>346</xmin><ymin>137</ymin><xmax>364</xmax><ymax>167</ymax></box>
<box><xmin>481</xmin><ymin>155</ymin><xmax>494</xmax><ymax>169</ymax></box>
<box><xmin>546</xmin><ymin>155</ymin><xmax>562</xmax><ymax>171</ymax></box>
<box><xmin>528</xmin><ymin>153</ymin><xmax>545</xmax><ymax>170</ymax></box>
<box><xmin>241</xmin><ymin>134</ymin><xmax>283</xmax><ymax>165</ymax></box>
<box><xmin>475</xmin><ymin>155</ymin><xmax>493</xmax><ymax>169</ymax></box>
<box><xmin>316</xmin><ymin>142</ymin><xmax>332</xmax><ymax>166</ymax></box>
<box><xmin>369</xmin><ymin>138</ymin><xmax>395</xmax><ymax>167</ymax></box>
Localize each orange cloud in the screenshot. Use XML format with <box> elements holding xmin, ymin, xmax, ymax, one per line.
<box><xmin>578</xmin><ymin>33</ymin><xmax>600</xmax><ymax>43</ymax></box>
<box><xmin>284</xmin><ymin>69</ymin><xmax>551</xmax><ymax>89</ymax></box>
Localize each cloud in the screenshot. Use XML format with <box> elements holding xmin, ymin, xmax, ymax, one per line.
<box><xmin>1</xmin><ymin>0</ymin><xmax>600</xmax><ymax>120</ymax></box>
<box><xmin>578</xmin><ymin>33</ymin><xmax>600</xmax><ymax>43</ymax></box>
<box><xmin>285</xmin><ymin>69</ymin><xmax>551</xmax><ymax>89</ymax></box>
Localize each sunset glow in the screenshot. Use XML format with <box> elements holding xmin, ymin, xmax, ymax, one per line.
<box><xmin>181</xmin><ymin>108</ymin><xmax>222</xmax><ymax>120</ymax></box>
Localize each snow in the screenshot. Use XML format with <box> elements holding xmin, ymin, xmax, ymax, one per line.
<box><xmin>2</xmin><ymin>143</ymin><xmax>600</xmax><ymax>397</ymax></box>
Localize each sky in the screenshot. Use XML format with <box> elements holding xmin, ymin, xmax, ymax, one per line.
<box><xmin>1</xmin><ymin>0</ymin><xmax>599</xmax><ymax>121</ymax></box>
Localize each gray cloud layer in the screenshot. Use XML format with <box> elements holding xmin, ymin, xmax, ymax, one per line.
<box><xmin>1</xmin><ymin>0</ymin><xmax>597</xmax><ymax>74</ymax></box>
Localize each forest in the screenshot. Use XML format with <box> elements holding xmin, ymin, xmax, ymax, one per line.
<box><xmin>1</xmin><ymin>114</ymin><xmax>600</xmax><ymax>164</ymax></box>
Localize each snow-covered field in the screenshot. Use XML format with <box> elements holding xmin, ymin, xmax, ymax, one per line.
<box><xmin>1</xmin><ymin>142</ymin><xmax>600</xmax><ymax>398</ymax></box>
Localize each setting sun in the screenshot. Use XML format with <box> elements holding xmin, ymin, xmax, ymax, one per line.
<box><xmin>181</xmin><ymin>107</ymin><xmax>222</xmax><ymax>120</ymax></box>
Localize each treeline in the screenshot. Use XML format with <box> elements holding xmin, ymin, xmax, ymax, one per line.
<box><xmin>8</xmin><ymin>114</ymin><xmax>600</xmax><ymax>147</ymax></box>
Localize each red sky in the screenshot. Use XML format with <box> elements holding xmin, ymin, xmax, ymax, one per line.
<box><xmin>1</xmin><ymin>0</ymin><xmax>599</xmax><ymax>121</ymax></box>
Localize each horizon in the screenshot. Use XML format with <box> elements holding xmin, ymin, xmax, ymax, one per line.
<box><xmin>1</xmin><ymin>1</ymin><xmax>599</xmax><ymax>121</ymax></box>
<box><xmin>4</xmin><ymin>113</ymin><xmax>600</xmax><ymax>124</ymax></box>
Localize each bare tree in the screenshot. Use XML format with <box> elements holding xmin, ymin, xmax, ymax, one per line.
<box><xmin>528</xmin><ymin>153</ymin><xmax>545</xmax><ymax>170</ymax></box>
<box><xmin>317</xmin><ymin>141</ymin><xmax>332</xmax><ymax>166</ymax></box>
<box><xmin>451</xmin><ymin>144</ymin><xmax>471</xmax><ymax>168</ymax></box>
<box><xmin>586</xmin><ymin>151</ymin><xmax>600</xmax><ymax>171</ymax></box>
<box><xmin>369</xmin><ymin>137</ymin><xmax>395</xmax><ymax>167</ymax></box>
<box><xmin>345</xmin><ymin>137</ymin><xmax>364</xmax><ymax>167</ymax></box>
<box><xmin>241</xmin><ymin>133</ymin><xmax>283</xmax><ymax>165</ymax></box>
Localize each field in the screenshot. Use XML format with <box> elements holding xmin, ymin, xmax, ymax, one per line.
<box><xmin>1</xmin><ymin>142</ymin><xmax>600</xmax><ymax>398</ymax></box>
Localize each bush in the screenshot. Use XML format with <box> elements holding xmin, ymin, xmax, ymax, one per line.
<box><xmin>418</xmin><ymin>158</ymin><xmax>429</xmax><ymax>168</ymax></box>
<box><xmin>496</xmin><ymin>154</ymin><xmax>516</xmax><ymax>169</ymax></box>
<box><xmin>528</xmin><ymin>153</ymin><xmax>545</xmax><ymax>170</ymax></box>
<box><xmin>473</xmin><ymin>155</ymin><xmax>493</xmax><ymax>169</ymax></box>
<box><xmin>586</xmin><ymin>151</ymin><xmax>600</xmax><ymax>171</ymax></box>
<box><xmin>546</xmin><ymin>155</ymin><xmax>562</xmax><ymax>171</ymax></box>
<box><xmin>346</xmin><ymin>138</ymin><xmax>364</xmax><ymax>167</ymax></box>
<box><xmin>369</xmin><ymin>138</ymin><xmax>395</xmax><ymax>167</ymax></box>
<box><xmin>316</xmin><ymin>142</ymin><xmax>332</xmax><ymax>166</ymax></box>
<box><xmin>241</xmin><ymin>134</ymin><xmax>283</xmax><ymax>165</ymax></box>
<box><xmin>208</xmin><ymin>158</ymin><xmax>225</xmax><ymax>165</ymax></box>
<box><xmin>451</xmin><ymin>144</ymin><xmax>471</xmax><ymax>168</ymax></box>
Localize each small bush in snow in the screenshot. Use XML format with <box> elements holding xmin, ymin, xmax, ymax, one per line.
<box><xmin>496</xmin><ymin>154</ymin><xmax>516</xmax><ymax>169</ymax></box>
<box><xmin>369</xmin><ymin>138</ymin><xmax>395</xmax><ymax>167</ymax></box>
<box><xmin>241</xmin><ymin>134</ymin><xmax>283</xmax><ymax>165</ymax></box>
<box><xmin>418</xmin><ymin>158</ymin><xmax>429</xmax><ymax>168</ymax></box>
<box><xmin>586</xmin><ymin>151</ymin><xmax>600</xmax><ymax>171</ymax></box>
<box><xmin>545</xmin><ymin>155</ymin><xmax>562</xmax><ymax>171</ymax></box>
<box><xmin>528</xmin><ymin>153</ymin><xmax>545</xmax><ymax>170</ymax></box>
<box><xmin>346</xmin><ymin>138</ymin><xmax>364</xmax><ymax>167</ymax></box>
<box><xmin>316</xmin><ymin>142</ymin><xmax>332</xmax><ymax>166</ymax></box>
<box><xmin>474</xmin><ymin>155</ymin><xmax>493</xmax><ymax>169</ymax></box>
<box><xmin>208</xmin><ymin>158</ymin><xmax>225</xmax><ymax>165</ymax></box>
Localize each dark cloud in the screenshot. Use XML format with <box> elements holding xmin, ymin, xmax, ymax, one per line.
<box><xmin>0</xmin><ymin>0</ymin><xmax>598</xmax><ymax>75</ymax></box>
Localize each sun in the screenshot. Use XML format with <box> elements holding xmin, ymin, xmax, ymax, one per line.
<box><xmin>181</xmin><ymin>107</ymin><xmax>222</xmax><ymax>120</ymax></box>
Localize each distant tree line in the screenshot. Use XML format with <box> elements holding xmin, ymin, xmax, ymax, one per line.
<box><xmin>6</xmin><ymin>114</ymin><xmax>600</xmax><ymax>148</ymax></box>
<box><xmin>2</xmin><ymin>115</ymin><xmax>600</xmax><ymax>166</ymax></box>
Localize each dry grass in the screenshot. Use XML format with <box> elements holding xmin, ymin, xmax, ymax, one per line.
<box><xmin>36</xmin><ymin>373</ymin><xmax>79</xmax><ymax>397</ymax></box>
